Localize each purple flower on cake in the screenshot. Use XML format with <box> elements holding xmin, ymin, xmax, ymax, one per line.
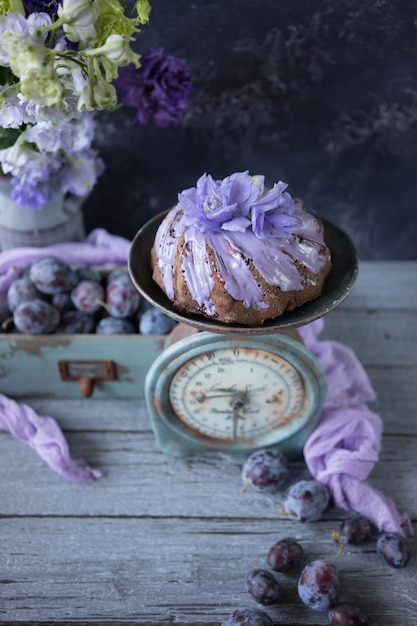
<box><xmin>178</xmin><ymin>171</ymin><xmax>258</xmax><ymax>233</ymax></box>
<box><xmin>178</xmin><ymin>171</ymin><xmax>301</xmax><ymax>237</ymax></box>
<box><xmin>250</xmin><ymin>181</ymin><xmax>301</xmax><ymax>238</ymax></box>
<box><xmin>117</xmin><ymin>48</ymin><xmax>193</xmax><ymax>127</ymax></box>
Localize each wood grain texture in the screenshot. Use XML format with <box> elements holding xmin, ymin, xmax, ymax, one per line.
<box><xmin>0</xmin><ymin>261</ymin><xmax>416</xmax><ymax>626</ymax></box>
<box><xmin>1</xmin><ymin>517</ymin><xmax>416</xmax><ymax>625</ymax></box>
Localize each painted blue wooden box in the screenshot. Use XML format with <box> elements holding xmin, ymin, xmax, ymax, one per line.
<box><xmin>0</xmin><ymin>332</ymin><xmax>166</xmax><ymax>399</ymax></box>
<box><xmin>0</xmin><ymin>260</ymin><xmax>170</xmax><ymax>399</ymax></box>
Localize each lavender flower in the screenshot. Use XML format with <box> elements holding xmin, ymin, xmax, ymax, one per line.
<box><xmin>0</xmin><ymin>95</ymin><xmax>25</xmax><ymax>128</ymax></box>
<box><xmin>25</xmin><ymin>112</ymin><xmax>95</xmax><ymax>154</ymax></box>
<box><xmin>10</xmin><ymin>178</ymin><xmax>56</xmax><ymax>210</ymax></box>
<box><xmin>117</xmin><ymin>48</ymin><xmax>192</xmax><ymax>127</ymax></box>
<box><xmin>0</xmin><ymin>138</ymin><xmax>59</xmax><ymax>185</ymax></box>
<box><xmin>178</xmin><ymin>171</ymin><xmax>301</xmax><ymax>238</ymax></box>
<box><xmin>59</xmin><ymin>148</ymin><xmax>105</xmax><ymax>196</ymax></box>
<box><xmin>0</xmin><ymin>108</ymin><xmax>104</xmax><ymax>209</ymax></box>
<box><xmin>250</xmin><ymin>181</ymin><xmax>301</xmax><ymax>238</ymax></box>
<box><xmin>21</xmin><ymin>1</ymin><xmax>80</xmax><ymax>51</ymax></box>
<box><xmin>179</xmin><ymin>172</ymin><xmax>256</xmax><ymax>233</ymax></box>
<box><xmin>22</xmin><ymin>0</ymin><xmax>61</xmax><ymax>20</ymax></box>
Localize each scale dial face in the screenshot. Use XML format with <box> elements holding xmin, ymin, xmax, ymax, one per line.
<box><xmin>145</xmin><ymin>331</ymin><xmax>326</xmax><ymax>458</ymax></box>
<box><xmin>169</xmin><ymin>347</ymin><xmax>306</xmax><ymax>442</ymax></box>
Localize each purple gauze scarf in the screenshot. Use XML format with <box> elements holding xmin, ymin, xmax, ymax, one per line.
<box><xmin>0</xmin><ymin>233</ymin><xmax>413</xmax><ymax>536</ymax></box>
<box><xmin>300</xmin><ymin>318</ymin><xmax>413</xmax><ymax>537</ymax></box>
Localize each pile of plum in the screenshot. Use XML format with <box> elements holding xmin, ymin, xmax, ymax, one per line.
<box><xmin>1</xmin><ymin>256</ymin><xmax>177</xmax><ymax>336</ymax></box>
<box><xmin>222</xmin><ymin>448</ymin><xmax>412</xmax><ymax>626</ymax></box>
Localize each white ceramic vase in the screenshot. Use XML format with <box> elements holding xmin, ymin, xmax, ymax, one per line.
<box><xmin>0</xmin><ymin>178</ymin><xmax>86</xmax><ymax>251</ymax></box>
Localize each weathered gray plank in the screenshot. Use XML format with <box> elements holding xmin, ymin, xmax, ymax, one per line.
<box><xmin>366</xmin><ymin>366</ymin><xmax>417</xmax><ymax>435</ymax></box>
<box><xmin>0</xmin><ymin>517</ymin><xmax>415</xmax><ymax>625</ymax></box>
<box><xmin>343</xmin><ymin>261</ymin><xmax>417</xmax><ymax>309</ymax></box>
<box><xmin>1</xmin><ymin>430</ymin><xmax>415</xmax><ymax>521</ymax></box>
<box><xmin>322</xmin><ymin>309</ymin><xmax>417</xmax><ymax>367</ymax></box>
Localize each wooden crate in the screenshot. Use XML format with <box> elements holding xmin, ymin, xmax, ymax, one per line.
<box><xmin>0</xmin><ymin>332</ymin><xmax>167</xmax><ymax>399</ymax></box>
<box><xmin>0</xmin><ymin>261</ymin><xmax>174</xmax><ymax>399</ymax></box>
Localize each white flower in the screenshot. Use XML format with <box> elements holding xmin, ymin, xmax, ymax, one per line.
<box><xmin>25</xmin><ymin>120</ymin><xmax>65</xmax><ymax>153</ymax></box>
<box><xmin>76</xmin><ymin>84</ymin><xmax>95</xmax><ymax>111</ymax></box>
<box><xmin>0</xmin><ymin>135</ymin><xmax>61</xmax><ymax>185</ymax></box>
<box><xmin>9</xmin><ymin>38</ymin><xmax>51</xmax><ymax>75</ymax></box>
<box><xmin>0</xmin><ymin>101</ymin><xmax>24</xmax><ymax>127</ymax></box>
<box><xmin>68</xmin><ymin>63</ymin><xmax>89</xmax><ymax>97</ymax></box>
<box><xmin>86</xmin><ymin>33</ymin><xmax>139</xmax><ymax>67</ymax></box>
<box><xmin>77</xmin><ymin>62</ymin><xmax>118</xmax><ymax>111</ymax></box>
<box><xmin>57</xmin><ymin>0</ymin><xmax>98</xmax><ymax>44</ymax></box>
<box><xmin>20</xmin><ymin>80</ymin><xmax>81</xmax><ymax>123</ymax></box>
<box><xmin>92</xmin><ymin>78</ymin><xmax>118</xmax><ymax>110</ymax></box>
<box><xmin>26</xmin><ymin>11</ymin><xmax>52</xmax><ymax>42</ymax></box>
<box><xmin>67</xmin><ymin>113</ymin><xmax>95</xmax><ymax>152</ymax></box>
<box><xmin>20</xmin><ymin>65</ymin><xmax>63</xmax><ymax>107</ymax></box>
<box><xmin>60</xmin><ymin>148</ymin><xmax>105</xmax><ymax>196</ymax></box>
<box><xmin>0</xmin><ymin>12</ymin><xmax>51</xmax><ymax>67</ymax></box>
<box><xmin>53</xmin><ymin>35</ymin><xmax>70</xmax><ymax>53</ymax></box>
<box><xmin>25</xmin><ymin>112</ymin><xmax>95</xmax><ymax>154</ymax></box>
<box><xmin>0</xmin><ymin>86</ymin><xmax>25</xmax><ymax>127</ymax></box>
<box><xmin>0</xmin><ymin>12</ymin><xmax>28</xmax><ymax>65</ymax></box>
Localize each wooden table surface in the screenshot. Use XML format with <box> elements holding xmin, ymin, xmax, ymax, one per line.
<box><xmin>1</xmin><ymin>261</ymin><xmax>416</xmax><ymax>626</ymax></box>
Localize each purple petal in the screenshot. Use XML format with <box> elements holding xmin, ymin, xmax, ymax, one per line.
<box><xmin>117</xmin><ymin>49</ymin><xmax>193</xmax><ymax>128</ymax></box>
<box><xmin>221</xmin><ymin>216</ymin><xmax>251</xmax><ymax>232</ymax></box>
<box><xmin>267</xmin><ymin>213</ymin><xmax>302</xmax><ymax>231</ymax></box>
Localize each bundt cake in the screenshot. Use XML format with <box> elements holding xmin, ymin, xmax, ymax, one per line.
<box><xmin>150</xmin><ymin>171</ymin><xmax>331</xmax><ymax>325</ymax></box>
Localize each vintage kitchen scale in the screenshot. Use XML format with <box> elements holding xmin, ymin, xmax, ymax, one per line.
<box><xmin>128</xmin><ymin>211</ymin><xmax>358</xmax><ymax>459</ymax></box>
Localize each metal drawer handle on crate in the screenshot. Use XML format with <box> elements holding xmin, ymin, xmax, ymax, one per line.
<box><xmin>58</xmin><ymin>360</ymin><xmax>116</xmax><ymax>397</ymax></box>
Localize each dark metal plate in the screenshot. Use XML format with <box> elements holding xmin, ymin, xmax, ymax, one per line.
<box><xmin>128</xmin><ymin>210</ymin><xmax>359</xmax><ymax>335</ymax></box>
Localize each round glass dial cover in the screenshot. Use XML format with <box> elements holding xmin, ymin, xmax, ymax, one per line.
<box><xmin>169</xmin><ymin>346</ymin><xmax>306</xmax><ymax>441</ymax></box>
<box><xmin>145</xmin><ymin>331</ymin><xmax>326</xmax><ymax>457</ymax></box>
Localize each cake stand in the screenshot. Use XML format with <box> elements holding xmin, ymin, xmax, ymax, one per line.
<box><xmin>128</xmin><ymin>212</ymin><xmax>358</xmax><ymax>459</ymax></box>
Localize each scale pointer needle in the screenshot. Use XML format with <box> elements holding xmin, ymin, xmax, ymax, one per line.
<box><xmin>231</xmin><ymin>391</ymin><xmax>247</xmax><ymax>440</ymax></box>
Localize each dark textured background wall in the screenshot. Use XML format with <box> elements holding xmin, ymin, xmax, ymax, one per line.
<box><xmin>84</xmin><ymin>0</ymin><xmax>417</xmax><ymax>259</ymax></box>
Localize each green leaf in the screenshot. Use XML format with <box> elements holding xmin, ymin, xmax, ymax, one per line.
<box><xmin>0</xmin><ymin>67</ymin><xmax>13</xmax><ymax>86</ymax></box>
<box><xmin>0</xmin><ymin>127</ymin><xmax>20</xmax><ymax>150</ymax></box>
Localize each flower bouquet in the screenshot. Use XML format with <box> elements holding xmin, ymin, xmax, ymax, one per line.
<box><xmin>0</xmin><ymin>0</ymin><xmax>192</xmax><ymax>248</ymax></box>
